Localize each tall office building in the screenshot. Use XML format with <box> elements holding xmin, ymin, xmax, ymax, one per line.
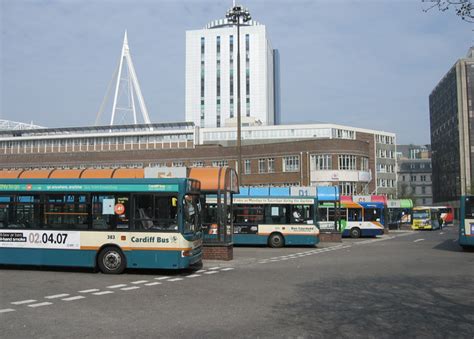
<box><xmin>186</xmin><ymin>12</ymin><xmax>279</xmax><ymax>128</ymax></box>
<box><xmin>429</xmin><ymin>47</ymin><xmax>474</xmax><ymax>207</ymax></box>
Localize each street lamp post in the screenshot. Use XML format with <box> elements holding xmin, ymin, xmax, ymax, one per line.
<box><xmin>226</xmin><ymin>4</ymin><xmax>251</xmax><ymax>177</ymax></box>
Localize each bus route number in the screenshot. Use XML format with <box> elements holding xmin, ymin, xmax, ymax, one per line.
<box><xmin>28</xmin><ymin>232</ymin><xmax>69</xmax><ymax>245</ymax></box>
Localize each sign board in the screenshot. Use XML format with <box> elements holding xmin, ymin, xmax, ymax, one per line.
<box><xmin>145</xmin><ymin>166</ymin><xmax>187</xmax><ymax>179</ymax></box>
<box><xmin>290</xmin><ymin>186</ymin><xmax>316</xmax><ymax>197</ymax></box>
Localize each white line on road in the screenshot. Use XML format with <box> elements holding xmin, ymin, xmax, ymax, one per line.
<box><xmin>440</xmin><ymin>232</ymin><xmax>444</xmax><ymax>235</ymax></box>
<box><xmin>28</xmin><ymin>302</ymin><xmax>53</xmax><ymax>308</ymax></box>
<box><xmin>131</xmin><ymin>280</ymin><xmax>149</xmax><ymax>284</ymax></box>
<box><xmin>155</xmin><ymin>276</ymin><xmax>171</xmax><ymax>280</ymax></box>
<box><xmin>62</xmin><ymin>296</ymin><xmax>85</xmax><ymax>301</ymax></box>
<box><xmin>186</xmin><ymin>274</ymin><xmax>201</xmax><ymax>278</ymax></box>
<box><xmin>221</xmin><ymin>267</ymin><xmax>234</xmax><ymax>271</ymax></box>
<box><xmin>204</xmin><ymin>271</ymin><xmax>218</xmax><ymax>275</ymax></box>
<box><xmin>45</xmin><ymin>293</ymin><xmax>70</xmax><ymax>299</ymax></box>
<box><xmin>144</xmin><ymin>282</ymin><xmax>162</xmax><ymax>286</ymax></box>
<box><xmin>0</xmin><ymin>308</ymin><xmax>15</xmax><ymax>314</ymax></box>
<box><xmin>414</xmin><ymin>239</ymin><xmax>425</xmax><ymax>243</ymax></box>
<box><xmin>208</xmin><ymin>267</ymin><xmax>220</xmax><ymax>270</ymax></box>
<box><xmin>121</xmin><ymin>286</ymin><xmax>140</xmax><ymax>291</ymax></box>
<box><xmin>11</xmin><ymin>299</ymin><xmax>36</xmax><ymax>305</ymax></box>
<box><xmin>92</xmin><ymin>291</ymin><xmax>114</xmax><ymax>296</ymax></box>
<box><xmin>79</xmin><ymin>289</ymin><xmax>100</xmax><ymax>293</ymax></box>
<box><xmin>168</xmin><ymin>278</ymin><xmax>184</xmax><ymax>281</ymax></box>
<box><xmin>196</xmin><ymin>270</ymin><xmax>206</xmax><ymax>273</ymax></box>
<box><xmin>107</xmin><ymin>284</ymin><xmax>128</xmax><ymax>289</ymax></box>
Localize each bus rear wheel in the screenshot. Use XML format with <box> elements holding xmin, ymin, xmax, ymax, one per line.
<box><xmin>350</xmin><ymin>227</ymin><xmax>361</xmax><ymax>238</ymax></box>
<box><xmin>98</xmin><ymin>246</ymin><xmax>126</xmax><ymax>274</ymax></box>
<box><xmin>268</xmin><ymin>233</ymin><xmax>284</xmax><ymax>248</ymax></box>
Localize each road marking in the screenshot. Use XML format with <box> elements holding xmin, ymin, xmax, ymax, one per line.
<box><xmin>208</xmin><ymin>267</ymin><xmax>220</xmax><ymax>270</ymax></box>
<box><xmin>204</xmin><ymin>271</ymin><xmax>218</xmax><ymax>275</ymax></box>
<box><xmin>121</xmin><ymin>286</ymin><xmax>140</xmax><ymax>291</ymax></box>
<box><xmin>62</xmin><ymin>296</ymin><xmax>85</xmax><ymax>301</ymax></box>
<box><xmin>196</xmin><ymin>270</ymin><xmax>206</xmax><ymax>273</ymax></box>
<box><xmin>45</xmin><ymin>293</ymin><xmax>70</xmax><ymax>299</ymax></box>
<box><xmin>93</xmin><ymin>291</ymin><xmax>114</xmax><ymax>296</ymax></box>
<box><xmin>155</xmin><ymin>276</ymin><xmax>170</xmax><ymax>280</ymax></box>
<box><xmin>168</xmin><ymin>278</ymin><xmax>184</xmax><ymax>281</ymax></box>
<box><xmin>131</xmin><ymin>280</ymin><xmax>149</xmax><ymax>284</ymax></box>
<box><xmin>440</xmin><ymin>232</ymin><xmax>444</xmax><ymax>235</ymax></box>
<box><xmin>414</xmin><ymin>239</ymin><xmax>425</xmax><ymax>243</ymax></box>
<box><xmin>79</xmin><ymin>289</ymin><xmax>100</xmax><ymax>293</ymax></box>
<box><xmin>107</xmin><ymin>284</ymin><xmax>127</xmax><ymax>289</ymax></box>
<box><xmin>11</xmin><ymin>299</ymin><xmax>36</xmax><ymax>305</ymax></box>
<box><xmin>145</xmin><ymin>282</ymin><xmax>162</xmax><ymax>286</ymax></box>
<box><xmin>187</xmin><ymin>274</ymin><xmax>201</xmax><ymax>278</ymax></box>
<box><xmin>28</xmin><ymin>302</ymin><xmax>53</xmax><ymax>308</ymax></box>
<box><xmin>0</xmin><ymin>308</ymin><xmax>15</xmax><ymax>314</ymax></box>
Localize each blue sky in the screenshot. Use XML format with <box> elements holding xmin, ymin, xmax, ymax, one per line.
<box><xmin>0</xmin><ymin>0</ymin><xmax>472</xmax><ymax>144</ymax></box>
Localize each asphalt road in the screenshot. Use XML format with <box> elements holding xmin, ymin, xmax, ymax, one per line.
<box><xmin>1</xmin><ymin>226</ymin><xmax>473</xmax><ymax>338</ymax></box>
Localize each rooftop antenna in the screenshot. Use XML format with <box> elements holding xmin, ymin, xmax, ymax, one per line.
<box><xmin>95</xmin><ymin>30</ymin><xmax>152</xmax><ymax>126</ymax></box>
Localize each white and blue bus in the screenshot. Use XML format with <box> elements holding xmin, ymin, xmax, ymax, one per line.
<box><xmin>230</xmin><ymin>187</ymin><xmax>320</xmax><ymax>248</ymax></box>
<box><xmin>0</xmin><ymin>177</ymin><xmax>202</xmax><ymax>273</ymax></box>
<box><xmin>459</xmin><ymin>196</ymin><xmax>474</xmax><ymax>250</ymax></box>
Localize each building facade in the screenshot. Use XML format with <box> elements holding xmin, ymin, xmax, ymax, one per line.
<box><xmin>0</xmin><ymin>122</ymin><xmax>397</xmax><ymax>197</ymax></box>
<box><xmin>396</xmin><ymin>144</ymin><xmax>432</xmax><ymax>205</ymax></box>
<box><xmin>185</xmin><ymin>15</ymin><xmax>278</xmax><ymax>128</ymax></box>
<box><xmin>429</xmin><ymin>47</ymin><xmax>474</xmax><ymax>207</ymax></box>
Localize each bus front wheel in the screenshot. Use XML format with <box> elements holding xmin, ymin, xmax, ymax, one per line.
<box><xmin>268</xmin><ymin>233</ymin><xmax>284</xmax><ymax>248</ymax></box>
<box><xmin>350</xmin><ymin>227</ymin><xmax>361</xmax><ymax>238</ymax></box>
<box><xmin>98</xmin><ymin>246</ymin><xmax>126</xmax><ymax>274</ymax></box>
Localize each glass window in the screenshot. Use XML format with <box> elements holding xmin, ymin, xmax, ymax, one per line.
<box><xmin>265</xmin><ymin>205</ymin><xmax>289</xmax><ymax>224</ymax></box>
<box><xmin>347</xmin><ymin>208</ymin><xmax>362</xmax><ymax>222</ymax></box>
<box><xmin>291</xmin><ymin>205</ymin><xmax>314</xmax><ymax>224</ymax></box>
<box><xmin>183</xmin><ymin>194</ymin><xmax>199</xmax><ymax>233</ymax></box>
<box><xmin>283</xmin><ymin>156</ymin><xmax>300</xmax><ymax>172</ymax></box>
<box><xmin>364</xmin><ymin>208</ymin><xmax>381</xmax><ymax>222</ymax></box>
<box><xmin>92</xmin><ymin>194</ymin><xmax>130</xmax><ymax>230</ymax></box>
<box><xmin>311</xmin><ymin>154</ymin><xmax>332</xmax><ymax>170</ymax></box>
<box><xmin>44</xmin><ymin>194</ymin><xmax>89</xmax><ymax>230</ymax></box>
<box><xmin>338</xmin><ymin>155</ymin><xmax>356</xmax><ymax>170</ymax></box>
<box><xmin>234</xmin><ymin>204</ymin><xmax>264</xmax><ymax>224</ymax></box>
<box><xmin>361</xmin><ymin>157</ymin><xmax>369</xmax><ymax>171</ymax></box>
<box><xmin>258</xmin><ymin>159</ymin><xmax>266</xmax><ymax>173</ymax></box>
<box><xmin>268</xmin><ymin>158</ymin><xmax>275</xmax><ymax>173</ymax></box>
<box><xmin>134</xmin><ymin>194</ymin><xmax>178</xmax><ymax>231</ymax></box>
<box><xmin>244</xmin><ymin>160</ymin><xmax>251</xmax><ymax>174</ymax></box>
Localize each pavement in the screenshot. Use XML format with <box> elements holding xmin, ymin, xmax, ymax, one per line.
<box><xmin>1</xmin><ymin>226</ymin><xmax>473</xmax><ymax>338</ymax></box>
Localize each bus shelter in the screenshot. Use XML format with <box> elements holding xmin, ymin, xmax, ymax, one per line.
<box><xmin>317</xmin><ymin>186</ymin><xmax>341</xmax><ymax>233</ymax></box>
<box><xmin>188</xmin><ymin>167</ymin><xmax>239</xmax><ymax>260</ymax></box>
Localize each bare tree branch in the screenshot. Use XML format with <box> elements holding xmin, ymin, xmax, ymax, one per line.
<box><xmin>422</xmin><ymin>0</ymin><xmax>474</xmax><ymax>23</ymax></box>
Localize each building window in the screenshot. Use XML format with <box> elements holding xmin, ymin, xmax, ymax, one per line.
<box><xmin>338</xmin><ymin>155</ymin><xmax>356</xmax><ymax>170</ymax></box>
<box><xmin>283</xmin><ymin>156</ymin><xmax>300</xmax><ymax>172</ymax></box>
<box><xmin>339</xmin><ymin>182</ymin><xmax>356</xmax><ymax>195</ymax></box>
<box><xmin>311</xmin><ymin>154</ymin><xmax>332</xmax><ymax>170</ymax></box>
<box><xmin>192</xmin><ymin>161</ymin><xmax>204</xmax><ymax>167</ymax></box>
<box><xmin>245</xmin><ymin>34</ymin><xmax>250</xmax><ymax>117</ymax></box>
<box><xmin>244</xmin><ymin>159</ymin><xmax>251</xmax><ymax>174</ymax></box>
<box><xmin>420</xmin><ymin>175</ymin><xmax>426</xmax><ymax>182</ymax></box>
<box><xmin>200</xmin><ymin>37</ymin><xmax>205</xmax><ymax>126</ymax></box>
<box><xmin>268</xmin><ymin>158</ymin><xmax>275</xmax><ymax>173</ymax></box>
<box><xmin>212</xmin><ymin>160</ymin><xmax>228</xmax><ymax>167</ymax></box>
<box><xmin>360</xmin><ymin>157</ymin><xmax>369</xmax><ymax>171</ymax></box>
<box><xmin>421</xmin><ymin>186</ymin><xmax>426</xmax><ymax>194</ymax></box>
<box><xmin>172</xmin><ymin>161</ymin><xmax>184</xmax><ymax>167</ymax></box>
<box><xmin>258</xmin><ymin>159</ymin><xmax>266</xmax><ymax>173</ymax></box>
<box><xmin>229</xmin><ymin>35</ymin><xmax>234</xmax><ymax>118</ymax></box>
<box><xmin>411</xmin><ymin>175</ymin><xmax>416</xmax><ymax>182</ymax></box>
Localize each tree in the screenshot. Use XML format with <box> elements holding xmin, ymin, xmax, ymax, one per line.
<box><xmin>422</xmin><ymin>0</ymin><xmax>474</xmax><ymax>23</ymax></box>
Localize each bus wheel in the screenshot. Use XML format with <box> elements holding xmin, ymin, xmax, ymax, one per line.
<box><xmin>350</xmin><ymin>227</ymin><xmax>361</xmax><ymax>238</ymax></box>
<box><xmin>268</xmin><ymin>233</ymin><xmax>284</xmax><ymax>248</ymax></box>
<box><xmin>98</xmin><ymin>246</ymin><xmax>126</xmax><ymax>274</ymax></box>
